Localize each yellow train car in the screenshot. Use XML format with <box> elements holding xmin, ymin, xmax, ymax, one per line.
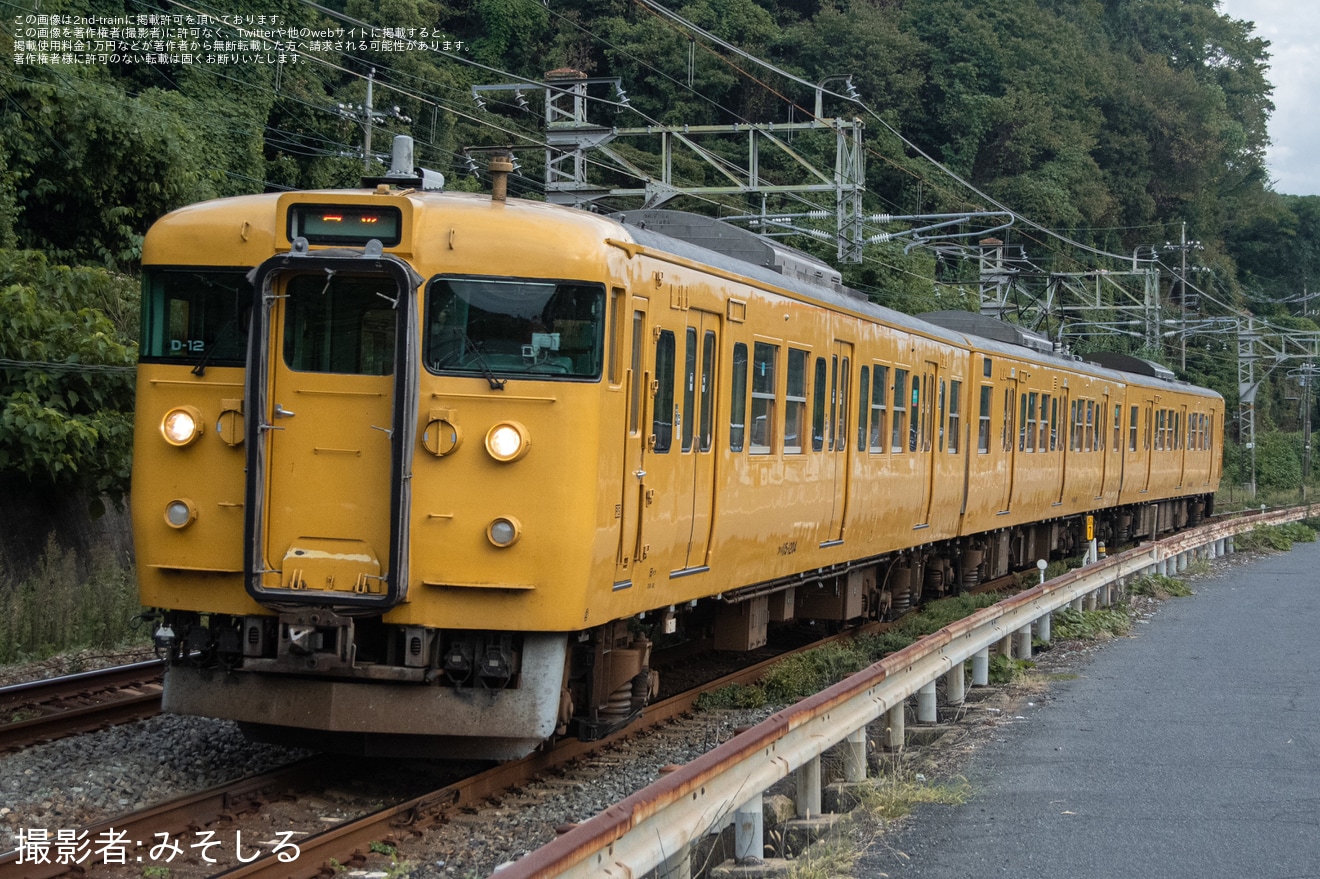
<box><xmin>133</xmin><ymin>146</ymin><xmax>1221</xmax><ymax>758</ymax></box>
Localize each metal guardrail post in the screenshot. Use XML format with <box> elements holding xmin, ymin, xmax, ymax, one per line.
<box><xmin>971</xmin><ymin>648</ymin><xmax>989</xmax><ymax>685</ymax></box>
<box><xmin>795</xmin><ymin>757</ymin><xmax>822</xmax><ymax>817</ymax></box>
<box><xmin>1037</xmin><ymin>611</ymin><xmax>1052</xmax><ymax>644</ymax></box>
<box><xmin>916</xmin><ymin>680</ymin><xmax>938</xmax><ymax>722</ymax></box>
<box><xmin>1015</xmin><ymin>626</ymin><xmax>1032</xmax><ymax>660</ymax></box>
<box><xmin>733</xmin><ymin>796</ymin><xmax>763</xmax><ymax>864</ymax></box>
<box><xmin>843</xmin><ymin>728</ymin><xmax>867</xmax><ymax>783</ymax></box>
<box><xmin>945</xmin><ymin>661</ymin><xmax>965</xmax><ymax>706</ymax></box>
<box><xmin>885</xmin><ymin>702</ymin><xmax>905</xmax><ymax>749</ymax></box>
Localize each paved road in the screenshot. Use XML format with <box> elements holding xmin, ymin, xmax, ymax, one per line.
<box><xmin>861</xmin><ymin>540</ymin><xmax>1320</xmax><ymax>879</ymax></box>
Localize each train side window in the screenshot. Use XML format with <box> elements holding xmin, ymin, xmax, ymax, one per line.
<box><xmin>609</xmin><ymin>288</ymin><xmax>625</xmax><ymax>385</ymax></box>
<box><xmin>1000</xmin><ymin>389</ymin><xmax>1007</xmax><ymax>452</ymax></box>
<box><xmin>871</xmin><ymin>366</ymin><xmax>888</xmax><ymax>452</ymax></box>
<box><xmin>1114</xmin><ymin>405</ymin><xmax>1122</xmax><ymax>451</ymax></box>
<box><xmin>1129</xmin><ymin>405</ymin><xmax>1138</xmax><ymax>451</ymax></box>
<box><xmin>1025</xmin><ymin>392</ymin><xmax>1037</xmax><ymax>453</ymax></box>
<box><xmin>948</xmin><ymin>380</ymin><xmax>961</xmax><ymax>454</ymax></box>
<box><xmin>1208</xmin><ymin>414</ymin><xmax>1214</xmax><ymax>449</ymax></box>
<box><xmin>629</xmin><ymin>312</ymin><xmax>645</xmax><ymax>434</ymax></box>
<box><xmin>937</xmin><ymin>378</ymin><xmax>947</xmax><ymax>452</ymax></box>
<box><xmin>1050</xmin><ymin>397</ymin><xmax>1059</xmax><ymax>451</ymax></box>
<box><xmin>730</xmin><ymin>342</ymin><xmax>748</xmax><ymax>452</ymax></box>
<box><xmin>978</xmin><ymin>385</ymin><xmax>992</xmax><ymax>453</ymax></box>
<box><xmin>1069</xmin><ymin>400</ymin><xmax>1080</xmax><ymax>451</ymax></box>
<box><xmin>1038</xmin><ymin>393</ymin><xmax>1050</xmax><ymax>452</ymax></box>
<box><xmin>652</xmin><ymin>330</ymin><xmax>676</xmax><ymax>453</ymax></box>
<box><xmin>1085</xmin><ymin>401</ymin><xmax>1095</xmax><ymax>451</ymax></box>
<box><xmin>828</xmin><ymin>356</ymin><xmax>839</xmax><ymax>450</ymax></box>
<box><xmin>1018</xmin><ymin>394</ymin><xmax>1028</xmax><ymax>452</ymax></box>
<box><xmin>785</xmin><ymin>348</ymin><xmax>808</xmax><ymax>454</ymax></box>
<box><xmin>750</xmin><ymin>342</ymin><xmax>777</xmax><ymax>454</ymax></box>
<box><xmin>699</xmin><ymin>331</ymin><xmax>715</xmax><ymax>452</ymax></box>
<box><xmin>812</xmin><ymin>357</ymin><xmax>827</xmax><ymax>451</ymax></box>
<box><xmin>682</xmin><ymin>328</ymin><xmax>697</xmax><ymax>452</ymax></box>
<box><xmin>857</xmin><ymin>366</ymin><xmax>870</xmax><ymax>452</ymax></box>
<box><xmin>892</xmin><ymin>369</ymin><xmax>908</xmax><ymax>453</ymax></box>
<box><xmin>909</xmin><ymin>373</ymin><xmax>920</xmax><ymax>453</ymax></box>
<box><xmin>1155</xmin><ymin>409</ymin><xmax>1164</xmax><ymax>451</ymax></box>
<box><xmin>983</xmin><ymin>357</ymin><xmax>993</xmax><ymax>378</ymax></box>
<box><xmin>837</xmin><ymin>357</ymin><xmax>851</xmax><ymax>452</ymax></box>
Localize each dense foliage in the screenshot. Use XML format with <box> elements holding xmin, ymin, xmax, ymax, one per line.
<box><xmin>1</xmin><ymin>0</ymin><xmax>1318</xmax><ymax>492</ymax></box>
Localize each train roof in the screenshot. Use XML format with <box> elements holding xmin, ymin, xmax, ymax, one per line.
<box><xmin>611</xmin><ymin>211</ymin><xmax>1220</xmax><ymax>402</ymax></box>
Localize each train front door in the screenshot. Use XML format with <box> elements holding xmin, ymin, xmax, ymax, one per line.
<box><xmin>246</xmin><ymin>262</ymin><xmax>416</xmax><ymax>609</ymax></box>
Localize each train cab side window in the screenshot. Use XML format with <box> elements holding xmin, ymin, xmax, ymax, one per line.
<box><xmin>812</xmin><ymin>357</ymin><xmax>827</xmax><ymax>451</ymax></box>
<box><xmin>978</xmin><ymin>385</ymin><xmax>992</xmax><ymax>453</ymax></box>
<box><xmin>652</xmin><ymin>330</ymin><xmax>676</xmax><ymax>453</ymax></box>
<box><xmin>730</xmin><ymin>343</ymin><xmax>748</xmax><ymax>452</ymax></box>
<box><xmin>892</xmin><ymin>369</ymin><xmax>908</xmax><ymax>453</ymax></box>
<box><xmin>750</xmin><ymin>342</ymin><xmax>777</xmax><ymax>454</ymax></box>
<box><xmin>871</xmin><ymin>366</ymin><xmax>889</xmax><ymax>453</ymax></box>
<box><xmin>857</xmin><ymin>367</ymin><xmax>870</xmax><ymax>452</ymax></box>
<box><xmin>948</xmin><ymin>380</ymin><xmax>961</xmax><ymax>454</ymax></box>
<box><xmin>785</xmin><ymin>348</ymin><xmax>807</xmax><ymax>454</ymax></box>
<box><xmin>1208</xmin><ymin>414</ymin><xmax>1214</xmax><ymax>449</ymax></box>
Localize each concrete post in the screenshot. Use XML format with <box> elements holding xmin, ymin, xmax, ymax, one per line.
<box><xmin>733</xmin><ymin>795</ymin><xmax>764</xmax><ymax>864</ymax></box>
<box><xmin>1215</xmin><ymin>538</ymin><xmax>1225</xmax><ymax>558</ymax></box>
<box><xmin>843</xmin><ymin>728</ymin><xmax>867</xmax><ymax>783</ymax></box>
<box><xmin>945</xmin><ymin>661</ymin><xmax>965</xmax><ymax>706</ymax></box>
<box><xmin>1015</xmin><ymin>625</ymin><xmax>1032</xmax><ymax>660</ymax></box>
<box><xmin>885</xmin><ymin>702</ymin><xmax>905</xmax><ymax>749</ymax></box>
<box><xmin>972</xmin><ymin>648</ymin><xmax>989</xmax><ymax>686</ymax></box>
<box><xmin>1084</xmin><ymin>590</ymin><xmax>1098</xmax><ymax>612</ymax></box>
<box><xmin>1071</xmin><ymin>595</ymin><xmax>1084</xmax><ymax>612</ymax></box>
<box><xmin>1177</xmin><ymin>552</ymin><xmax>1188</xmax><ymax>573</ymax></box>
<box><xmin>795</xmin><ymin>756</ymin><xmax>821</xmax><ymax>818</ymax></box>
<box><xmin>1037</xmin><ymin>611</ymin><xmax>1052</xmax><ymax>644</ymax></box>
<box><xmin>997</xmin><ymin>634</ymin><xmax>1013</xmax><ymax>656</ymax></box>
<box><xmin>917</xmin><ymin>680</ymin><xmax>938</xmax><ymax>722</ymax></box>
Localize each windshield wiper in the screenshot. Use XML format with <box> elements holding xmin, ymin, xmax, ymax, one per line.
<box><xmin>463</xmin><ymin>336</ymin><xmax>507</xmax><ymax>391</ymax></box>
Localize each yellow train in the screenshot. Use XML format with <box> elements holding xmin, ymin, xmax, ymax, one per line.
<box><xmin>133</xmin><ymin>147</ymin><xmax>1222</xmax><ymax>758</ymax></box>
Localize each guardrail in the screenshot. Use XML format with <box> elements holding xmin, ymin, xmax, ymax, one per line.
<box><xmin>497</xmin><ymin>506</ymin><xmax>1310</xmax><ymax>879</ymax></box>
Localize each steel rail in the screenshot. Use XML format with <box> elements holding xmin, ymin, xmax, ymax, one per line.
<box><xmin>497</xmin><ymin>506</ymin><xmax>1309</xmax><ymax>879</ymax></box>
<box><xmin>0</xmin><ymin>660</ymin><xmax>165</xmax><ymax>753</ymax></box>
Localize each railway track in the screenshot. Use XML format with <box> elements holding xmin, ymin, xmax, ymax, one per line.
<box><xmin>0</xmin><ymin>660</ymin><xmax>164</xmax><ymax>753</ymax></box>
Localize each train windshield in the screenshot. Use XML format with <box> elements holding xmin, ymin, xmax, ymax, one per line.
<box><xmin>140</xmin><ymin>268</ymin><xmax>250</xmax><ymax>367</ymax></box>
<box><xmin>425</xmin><ymin>277</ymin><xmax>605</xmax><ymax>380</ymax></box>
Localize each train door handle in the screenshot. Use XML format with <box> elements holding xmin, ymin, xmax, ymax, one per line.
<box><xmin>274</xmin><ymin>404</ymin><xmax>296</xmax><ymax>418</ymax></box>
<box><xmin>634</xmin><ymin>469</ymin><xmax>647</xmax><ymax>479</ymax></box>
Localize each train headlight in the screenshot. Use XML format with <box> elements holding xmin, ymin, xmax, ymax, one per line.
<box><xmin>161</xmin><ymin>406</ymin><xmax>204</xmax><ymax>447</ymax></box>
<box><xmin>485</xmin><ymin>421</ymin><xmax>530</xmax><ymax>463</ymax></box>
<box><xmin>487</xmin><ymin>517</ymin><xmax>521</xmax><ymax>547</ymax></box>
<box><xmin>164</xmin><ymin>498</ymin><xmax>198</xmax><ymax>529</ymax></box>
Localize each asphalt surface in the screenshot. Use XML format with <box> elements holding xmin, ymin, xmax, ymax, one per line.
<box><xmin>861</xmin><ymin>539</ymin><xmax>1320</xmax><ymax>879</ymax></box>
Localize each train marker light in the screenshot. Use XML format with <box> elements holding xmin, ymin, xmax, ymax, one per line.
<box><xmin>162</xmin><ymin>406</ymin><xmax>204</xmax><ymax>446</ymax></box>
<box><xmin>485</xmin><ymin>421</ymin><xmax>530</xmax><ymax>462</ymax></box>
<box><xmin>165</xmin><ymin>498</ymin><xmax>198</xmax><ymax>529</ymax></box>
<box><xmin>487</xmin><ymin>517</ymin><xmax>521</xmax><ymax>547</ymax></box>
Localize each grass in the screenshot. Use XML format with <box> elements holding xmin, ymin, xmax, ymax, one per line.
<box><xmin>1127</xmin><ymin>573</ymin><xmax>1192</xmax><ymax>599</ymax></box>
<box><xmin>1050</xmin><ymin>606</ymin><xmax>1132</xmax><ymax>640</ymax></box>
<box><xmin>697</xmin><ymin>592</ymin><xmax>1004</xmax><ymax>711</ymax></box>
<box><xmin>0</xmin><ymin>536</ymin><xmax>148</xmax><ymax>664</ymax></box>
<box><xmin>1234</xmin><ymin>522</ymin><xmax>1317</xmax><ymax>552</ymax></box>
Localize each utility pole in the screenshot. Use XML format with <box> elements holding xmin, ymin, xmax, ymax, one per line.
<box><xmin>335</xmin><ymin>68</ymin><xmax>410</xmax><ymax>171</ymax></box>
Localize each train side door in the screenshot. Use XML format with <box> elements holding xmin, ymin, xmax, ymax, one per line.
<box><xmin>1096</xmin><ymin>392</ymin><xmax>1111</xmax><ymax>499</ymax></box>
<box><xmin>823</xmin><ymin>340</ymin><xmax>853</xmax><ymax>544</ymax></box>
<box><xmin>1000</xmin><ymin>380</ymin><xmax>1018</xmax><ymax>512</ymax></box>
<box><xmin>1177</xmin><ymin>404</ymin><xmax>1188</xmax><ymax>488</ymax></box>
<box><xmin>1142</xmin><ymin>401</ymin><xmax>1155</xmax><ymax>492</ymax></box>
<box><xmin>247</xmin><ymin>264</ymin><xmax>415</xmax><ymax>609</ymax></box>
<box><xmin>677</xmin><ymin>311</ymin><xmax>720</xmax><ymax>570</ymax></box>
<box><xmin>615</xmin><ymin>297</ymin><xmax>650</xmax><ymax>585</ymax></box>
<box><xmin>918</xmin><ymin>360</ymin><xmax>940</xmax><ymax>526</ymax></box>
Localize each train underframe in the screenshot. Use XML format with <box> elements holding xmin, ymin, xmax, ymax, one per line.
<box><xmin>156</xmin><ymin>493</ymin><xmax>1211</xmax><ymax>759</ymax></box>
